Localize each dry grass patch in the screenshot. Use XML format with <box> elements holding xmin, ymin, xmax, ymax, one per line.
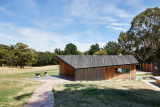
<box><xmin>0</xmin><ymin>68</ymin><xmax>59</xmax><ymax>107</ymax></box>
<box><xmin>53</xmin><ymin>80</ymin><xmax>160</xmax><ymax>107</ymax></box>
<box><xmin>0</xmin><ymin>65</ymin><xmax>59</xmax><ymax>75</ymax></box>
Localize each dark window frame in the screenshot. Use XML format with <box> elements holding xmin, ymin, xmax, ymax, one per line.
<box><xmin>115</xmin><ymin>68</ymin><xmax>130</xmax><ymax>74</ymax></box>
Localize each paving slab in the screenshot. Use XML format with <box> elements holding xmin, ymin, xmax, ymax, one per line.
<box><xmin>30</xmin><ymin>75</ymin><xmax>74</xmax><ymax>81</ymax></box>
<box><xmin>136</xmin><ymin>70</ymin><xmax>152</xmax><ymax>75</ymax></box>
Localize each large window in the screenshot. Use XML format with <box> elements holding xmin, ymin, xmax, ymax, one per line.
<box><xmin>115</xmin><ymin>68</ymin><xmax>130</xmax><ymax>74</ymax></box>
<box><xmin>154</xmin><ymin>63</ymin><xmax>159</xmax><ymax>70</ymax></box>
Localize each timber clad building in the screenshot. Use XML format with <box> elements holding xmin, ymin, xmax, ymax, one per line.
<box><xmin>57</xmin><ymin>55</ymin><xmax>139</xmax><ymax>81</ymax></box>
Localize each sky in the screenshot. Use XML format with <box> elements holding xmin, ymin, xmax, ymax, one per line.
<box><xmin>0</xmin><ymin>0</ymin><xmax>160</xmax><ymax>52</ymax></box>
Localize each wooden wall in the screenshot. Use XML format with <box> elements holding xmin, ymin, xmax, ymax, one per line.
<box><xmin>75</xmin><ymin>67</ymin><xmax>105</xmax><ymax>81</ymax></box>
<box><xmin>58</xmin><ymin>58</ymin><xmax>74</xmax><ymax>76</ymax></box>
<box><xmin>105</xmin><ymin>65</ymin><xmax>136</xmax><ymax>80</ymax></box>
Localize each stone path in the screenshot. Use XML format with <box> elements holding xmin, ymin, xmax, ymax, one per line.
<box><xmin>24</xmin><ymin>79</ymin><xmax>72</xmax><ymax>107</ymax></box>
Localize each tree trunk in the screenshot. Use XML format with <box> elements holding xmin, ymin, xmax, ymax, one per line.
<box><xmin>15</xmin><ymin>63</ymin><xmax>17</xmax><ymax>67</ymax></box>
<box><xmin>0</xmin><ymin>61</ymin><xmax>2</xmax><ymax>67</ymax></box>
<box><xmin>20</xmin><ymin>63</ymin><xmax>22</xmax><ymax>68</ymax></box>
<box><xmin>143</xmin><ymin>59</ymin><xmax>146</xmax><ymax>63</ymax></box>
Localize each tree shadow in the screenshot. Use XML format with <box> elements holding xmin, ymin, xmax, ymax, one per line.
<box><xmin>14</xmin><ymin>93</ymin><xmax>33</xmax><ymax>100</ymax></box>
<box><xmin>53</xmin><ymin>83</ymin><xmax>160</xmax><ymax>107</ymax></box>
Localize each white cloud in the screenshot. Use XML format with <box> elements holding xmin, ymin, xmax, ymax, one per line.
<box><xmin>101</xmin><ymin>17</ymin><xmax>117</xmax><ymax>22</ymax></box>
<box><xmin>23</xmin><ymin>0</ymin><xmax>36</xmax><ymax>7</ymax></box>
<box><xmin>62</xmin><ymin>18</ymin><xmax>73</xmax><ymax>22</ymax></box>
<box><xmin>0</xmin><ymin>22</ymin><xmax>96</xmax><ymax>52</ymax></box>
<box><xmin>85</xmin><ymin>29</ymin><xmax>102</xmax><ymax>38</ymax></box>
<box><xmin>106</xmin><ymin>26</ymin><xmax>127</xmax><ymax>31</ymax></box>
<box><xmin>111</xmin><ymin>23</ymin><xmax>129</xmax><ymax>25</ymax></box>
<box><xmin>75</xmin><ymin>42</ymin><xmax>106</xmax><ymax>52</ymax></box>
<box><xmin>0</xmin><ymin>7</ymin><xmax>6</xmax><ymax>12</ymax></box>
<box><xmin>0</xmin><ymin>6</ymin><xmax>12</xmax><ymax>15</ymax></box>
<box><xmin>66</xmin><ymin>0</ymin><xmax>134</xmax><ymax>26</ymax></box>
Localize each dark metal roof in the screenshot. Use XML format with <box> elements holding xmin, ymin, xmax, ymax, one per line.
<box><xmin>57</xmin><ymin>55</ymin><xmax>139</xmax><ymax>69</ymax></box>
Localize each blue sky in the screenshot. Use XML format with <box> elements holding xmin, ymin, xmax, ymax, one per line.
<box><xmin>0</xmin><ymin>0</ymin><xmax>160</xmax><ymax>52</ymax></box>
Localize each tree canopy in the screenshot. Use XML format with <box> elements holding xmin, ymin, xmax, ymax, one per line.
<box><xmin>64</xmin><ymin>43</ymin><xmax>80</xmax><ymax>55</ymax></box>
<box><xmin>54</xmin><ymin>48</ymin><xmax>64</xmax><ymax>55</ymax></box>
<box><xmin>88</xmin><ymin>43</ymin><xmax>100</xmax><ymax>55</ymax></box>
<box><xmin>118</xmin><ymin>7</ymin><xmax>160</xmax><ymax>63</ymax></box>
<box><xmin>93</xmin><ymin>50</ymin><xmax>107</xmax><ymax>55</ymax></box>
<box><xmin>14</xmin><ymin>43</ymin><xmax>38</xmax><ymax>68</ymax></box>
<box><xmin>103</xmin><ymin>41</ymin><xmax>120</xmax><ymax>55</ymax></box>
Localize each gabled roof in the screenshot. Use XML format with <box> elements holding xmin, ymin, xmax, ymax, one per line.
<box><xmin>57</xmin><ymin>55</ymin><xmax>139</xmax><ymax>69</ymax></box>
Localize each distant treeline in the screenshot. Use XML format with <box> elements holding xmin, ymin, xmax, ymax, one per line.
<box><xmin>1</xmin><ymin>37</ymin><xmax>160</xmax><ymax>68</ymax></box>
<box><xmin>0</xmin><ymin>42</ymin><xmax>122</xmax><ymax>68</ymax></box>
<box><xmin>0</xmin><ymin>43</ymin><xmax>59</xmax><ymax>68</ymax></box>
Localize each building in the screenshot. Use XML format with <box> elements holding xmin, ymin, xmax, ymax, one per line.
<box><xmin>57</xmin><ymin>55</ymin><xmax>139</xmax><ymax>81</ymax></box>
<box><xmin>153</xmin><ymin>59</ymin><xmax>160</xmax><ymax>76</ymax></box>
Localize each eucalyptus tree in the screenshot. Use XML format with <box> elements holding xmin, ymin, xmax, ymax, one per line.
<box><xmin>118</xmin><ymin>7</ymin><xmax>160</xmax><ymax>63</ymax></box>
<box><xmin>14</xmin><ymin>43</ymin><xmax>37</xmax><ymax>68</ymax></box>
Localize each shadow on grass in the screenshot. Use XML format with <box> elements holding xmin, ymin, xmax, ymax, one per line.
<box><xmin>53</xmin><ymin>83</ymin><xmax>160</xmax><ymax>107</ymax></box>
<box><xmin>14</xmin><ymin>92</ymin><xmax>33</xmax><ymax>100</ymax></box>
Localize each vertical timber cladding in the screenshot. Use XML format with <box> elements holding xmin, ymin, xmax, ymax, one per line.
<box><xmin>58</xmin><ymin>58</ymin><xmax>74</xmax><ymax>76</ymax></box>
<box><xmin>105</xmin><ymin>65</ymin><xmax>136</xmax><ymax>80</ymax></box>
<box><xmin>75</xmin><ymin>67</ymin><xmax>105</xmax><ymax>81</ymax></box>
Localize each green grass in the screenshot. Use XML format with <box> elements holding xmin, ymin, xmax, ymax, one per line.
<box><xmin>53</xmin><ymin>81</ymin><xmax>160</xmax><ymax>107</ymax></box>
<box><xmin>0</xmin><ymin>68</ymin><xmax>59</xmax><ymax>107</ymax></box>
<box><xmin>136</xmin><ymin>74</ymin><xmax>153</xmax><ymax>77</ymax></box>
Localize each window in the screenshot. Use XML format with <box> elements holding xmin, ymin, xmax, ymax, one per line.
<box><xmin>154</xmin><ymin>63</ymin><xmax>159</xmax><ymax>70</ymax></box>
<box><xmin>115</xmin><ymin>68</ymin><xmax>130</xmax><ymax>74</ymax></box>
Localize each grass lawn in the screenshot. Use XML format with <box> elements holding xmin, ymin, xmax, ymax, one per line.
<box><xmin>136</xmin><ymin>74</ymin><xmax>153</xmax><ymax>77</ymax></box>
<box><xmin>0</xmin><ymin>68</ymin><xmax>59</xmax><ymax>107</ymax></box>
<box><xmin>53</xmin><ymin>80</ymin><xmax>160</xmax><ymax>107</ymax></box>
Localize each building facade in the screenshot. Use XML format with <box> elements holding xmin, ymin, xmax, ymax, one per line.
<box><xmin>57</xmin><ymin>55</ymin><xmax>138</xmax><ymax>81</ymax></box>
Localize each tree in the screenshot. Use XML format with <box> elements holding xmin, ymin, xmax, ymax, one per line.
<box><xmin>14</xmin><ymin>43</ymin><xmax>37</xmax><ymax>68</ymax></box>
<box><xmin>118</xmin><ymin>7</ymin><xmax>160</xmax><ymax>63</ymax></box>
<box><xmin>43</xmin><ymin>51</ymin><xmax>53</xmax><ymax>65</ymax></box>
<box><xmin>64</xmin><ymin>43</ymin><xmax>80</xmax><ymax>55</ymax></box>
<box><xmin>93</xmin><ymin>50</ymin><xmax>108</xmax><ymax>55</ymax></box>
<box><xmin>88</xmin><ymin>43</ymin><xmax>100</xmax><ymax>55</ymax></box>
<box><xmin>84</xmin><ymin>50</ymin><xmax>89</xmax><ymax>55</ymax></box>
<box><xmin>0</xmin><ymin>44</ymin><xmax>9</xmax><ymax>49</ymax></box>
<box><xmin>104</xmin><ymin>41</ymin><xmax>120</xmax><ymax>55</ymax></box>
<box><xmin>36</xmin><ymin>52</ymin><xmax>45</xmax><ymax>66</ymax></box>
<box><xmin>54</xmin><ymin>48</ymin><xmax>64</xmax><ymax>55</ymax></box>
<box><xmin>5</xmin><ymin>51</ymin><xmax>16</xmax><ymax>66</ymax></box>
<box><xmin>0</xmin><ymin>49</ymin><xmax>8</xmax><ymax>67</ymax></box>
<box><xmin>51</xmin><ymin>52</ymin><xmax>58</xmax><ymax>65</ymax></box>
<box><xmin>156</xmin><ymin>47</ymin><xmax>160</xmax><ymax>59</ymax></box>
